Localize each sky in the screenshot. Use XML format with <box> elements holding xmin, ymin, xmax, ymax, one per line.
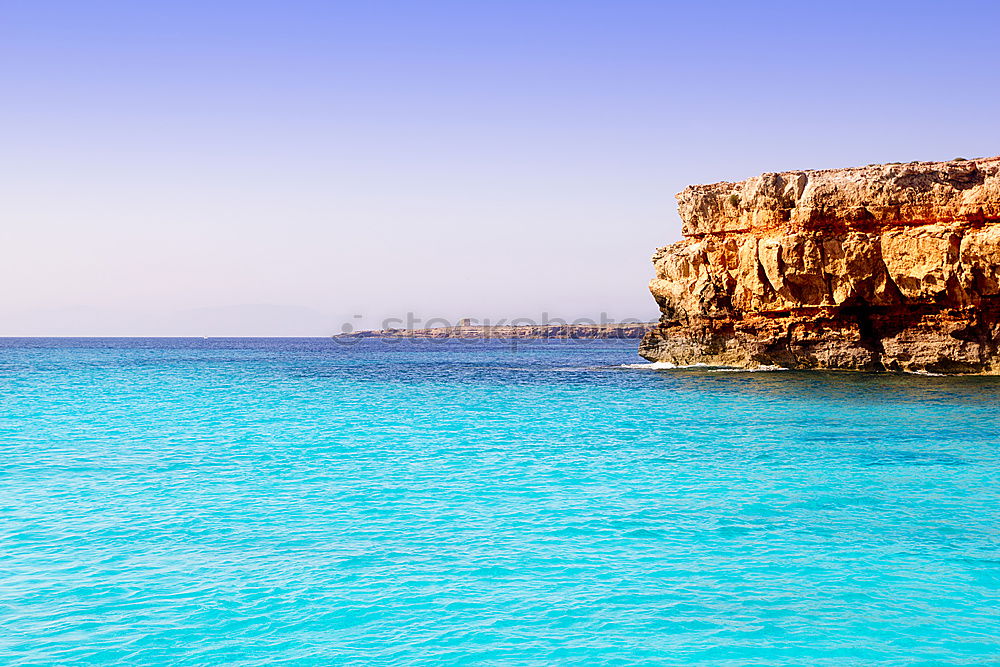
<box><xmin>2</xmin><ymin>0</ymin><xmax>999</xmax><ymax>335</ymax></box>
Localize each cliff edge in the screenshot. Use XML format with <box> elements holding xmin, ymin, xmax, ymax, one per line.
<box><xmin>639</xmin><ymin>156</ymin><xmax>1000</xmax><ymax>373</ymax></box>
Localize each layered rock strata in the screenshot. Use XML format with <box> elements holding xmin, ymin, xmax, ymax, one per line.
<box><xmin>639</xmin><ymin>157</ymin><xmax>1000</xmax><ymax>373</ymax></box>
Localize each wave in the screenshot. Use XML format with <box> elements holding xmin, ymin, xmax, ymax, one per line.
<box><xmin>621</xmin><ymin>361</ymin><xmax>789</xmax><ymax>372</ymax></box>
<box><xmin>620</xmin><ymin>361</ymin><xmax>714</xmax><ymax>370</ymax></box>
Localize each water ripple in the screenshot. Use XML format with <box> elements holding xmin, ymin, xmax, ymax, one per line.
<box><xmin>0</xmin><ymin>338</ymin><xmax>998</xmax><ymax>663</ymax></box>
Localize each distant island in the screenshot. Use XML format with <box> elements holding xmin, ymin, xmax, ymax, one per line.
<box><xmin>336</xmin><ymin>320</ymin><xmax>657</xmax><ymax>340</ymax></box>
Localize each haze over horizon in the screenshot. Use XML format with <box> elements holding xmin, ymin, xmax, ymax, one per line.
<box><xmin>3</xmin><ymin>0</ymin><xmax>999</xmax><ymax>335</ymax></box>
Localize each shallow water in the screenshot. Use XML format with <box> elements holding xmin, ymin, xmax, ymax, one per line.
<box><xmin>1</xmin><ymin>338</ymin><xmax>998</xmax><ymax>664</ymax></box>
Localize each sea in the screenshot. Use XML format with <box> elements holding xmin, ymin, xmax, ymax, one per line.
<box><xmin>1</xmin><ymin>337</ymin><xmax>998</xmax><ymax>665</ymax></box>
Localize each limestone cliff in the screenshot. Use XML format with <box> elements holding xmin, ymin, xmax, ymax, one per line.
<box><xmin>639</xmin><ymin>156</ymin><xmax>1000</xmax><ymax>373</ymax></box>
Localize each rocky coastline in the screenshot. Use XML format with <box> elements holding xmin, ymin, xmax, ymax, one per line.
<box><xmin>639</xmin><ymin>156</ymin><xmax>1000</xmax><ymax>373</ymax></box>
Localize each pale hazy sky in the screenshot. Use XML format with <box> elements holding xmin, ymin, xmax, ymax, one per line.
<box><xmin>2</xmin><ymin>0</ymin><xmax>998</xmax><ymax>335</ymax></box>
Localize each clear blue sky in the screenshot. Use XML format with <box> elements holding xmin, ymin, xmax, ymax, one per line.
<box><xmin>2</xmin><ymin>0</ymin><xmax>998</xmax><ymax>335</ymax></box>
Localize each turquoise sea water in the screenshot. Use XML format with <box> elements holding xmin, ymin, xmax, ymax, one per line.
<box><xmin>1</xmin><ymin>338</ymin><xmax>999</xmax><ymax>665</ymax></box>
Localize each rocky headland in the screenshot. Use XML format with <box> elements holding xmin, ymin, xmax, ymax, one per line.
<box><xmin>639</xmin><ymin>156</ymin><xmax>1000</xmax><ymax>373</ymax></box>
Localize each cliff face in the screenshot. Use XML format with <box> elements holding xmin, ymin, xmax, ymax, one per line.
<box><xmin>639</xmin><ymin>157</ymin><xmax>1000</xmax><ymax>373</ymax></box>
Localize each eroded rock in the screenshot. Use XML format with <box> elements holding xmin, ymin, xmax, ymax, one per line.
<box><xmin>639</xmin><ymin>156</ymin><xmax>1000</xmax><ymax>373</ymax></box>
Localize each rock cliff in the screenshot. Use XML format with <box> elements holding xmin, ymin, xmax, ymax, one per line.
<box><xmin>639</xmin><ymin>156</ymin><xmax>1000</xmax><ymax>373</ymax></box>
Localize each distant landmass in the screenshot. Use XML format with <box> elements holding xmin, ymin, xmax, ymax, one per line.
<box><xmin>335</xmin><ymin>321</ymin><xmax>656</xmax><ymax>340</ymax></box>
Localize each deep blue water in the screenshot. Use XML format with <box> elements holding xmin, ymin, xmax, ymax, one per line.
<box><xmin>1</xmin><ymin>338</ymin><xmax>999</xmax><ymax>665</ymax></box>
